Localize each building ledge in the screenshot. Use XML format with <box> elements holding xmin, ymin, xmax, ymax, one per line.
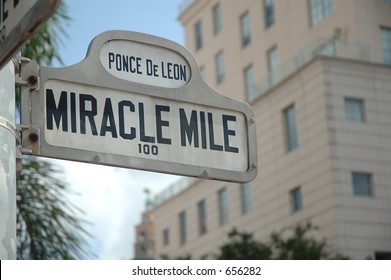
<box><xmin>249</xmin><ymin>38</ymin><xmax>374</xmax><ymax>103</ymax></box>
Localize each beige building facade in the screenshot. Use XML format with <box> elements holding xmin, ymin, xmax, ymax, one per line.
<box><xmin>135</xmin><ymin>0</ymin><xmax>391</xmax><ymax>259</ymax></box>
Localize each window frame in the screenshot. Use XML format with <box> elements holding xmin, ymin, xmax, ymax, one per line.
<box><xmin>241</xmin><ymin>183</ymin><xmax>252</xmax><ymax>214</ymax></box>
<box><xmin>215</xmin><ymin>51</ymin><xmax>225</xmax><ymax>84</ymax></box>
<box><xmin>308</xmin><ymin>0</ymin><xmax>333</xmax><ymax>26</ymax></box>
<box><xmin>352</xmin><ymin>172</ymin><xmax>373</xmax><ymax>197</ymax></box>
<box><xmin>267</xmin><ymin>46</ymin><xmax>279</xmax><ymax>84</ymax></box>
<box><xmin>163</xmin><ymin>228</ymin><xmax>169</xmax><ymax>246</ymax></box>
<box><xmin>290</xmin><ymin>186</ymin><xmax>303</xmax><ymax>213</ymax></box>
<box><xmin>344</xmin><ymin>97</ymin><xmax>365</xmax><ymax>123</ymax></box>
<box><xmin>380</xmin><ymin>26</ymin><xmax>391</xmax><ymax>65</ymax></box>
<box><xmin>218</xmin><ymin>188</ymin><xmax>229</xmax><ymax>225</ymax></box>
<box><xmin>178</xmin><ymin>211</ymin><xmax>187</xmax><ymax>245</ymax></box>
<box><xmin>244</xmin><ymin>64</ymin><xmax>254</xmax><ymax>101</ymax></box>
<box><xmin>197</xmin><ymin>200</ymin><xmax>207</xmax><ymax>236</ymax></box>
<box><xmin>283</xmin><ymin>104</ymin><xmax>299</xmax><ymax>152</ymax></box>
<box><xmin>213</xmin><ymin>3</ymin><xmax>222</xmax><ymax>35</ymax></box>
<box><xmin>264</xmin><ymin>0</ymin><xmax>275</xmax><ymax>28</ymax></box>
<box><xmin>240</xmin><ymin>11</ymin><xmax>251</xmax><ymax>47</ymax></box>
<box><xmin>195</xmin><ymin>20</ymin><xmax>203</xmax><ymax>50</ymax></box>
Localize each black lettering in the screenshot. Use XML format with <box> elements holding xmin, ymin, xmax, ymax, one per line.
<box><xmin>167</xmin><ymin>62</ymin><xmax>173</xmax><ymax>79</ymax></box>
<box><xmin>136</xmin><ymin>57</ymin><xmax>142</xmax><ymax>74</ymax></box>
<box><xmin>108</xmin><ymin>52</ymin><xmax>114</xmax><ymax>69</ymax></box>
<box><xmin>115</xmin><ymin>54</ymin><xmax>122</xmax><ymax>71</ymax></box>
<box><xmin>161</xmin><ymin>62</ymin><xmax>167</xmax><ymax>78</ymax></box>
<box><xmin>118</xmin><ymin>101</ymin><xmax>136</xmax><ymax>140</ymax></box>
<box><xmin>100</xmin><ymin>98</ymin><xmax>118</xmax><ymax>138</ymax></box>
<box><xmin>146</xmin><ymin>59</ymin><xmax>159</xmax><ymax>77</ymax></box>
<box><xmin>153</xmin><ymin>64</ymin><xmax>159</xmax><ymax>77</ymax></box>
<box><xmin>46</xmin><ymin>89</ymin><xmax>68</xmax><ymax>131</ymax></box>
<box><xmin>200</xmin><ymin>111</ymin><xmax>207</xmax><ymax>149</ymax></box>
<box><xmin>139</xmin><ymin>103</ymin><xmax>155</xmax><ymax>143</ymax></box>
<box><xmin>173</xmin><ymin>64</ymin><xmax>179</xmax><ymax>80</ymax></box>
<box><xmin>129</xmin><ymin>56</ymin><xmax>136</xmax><ymax>73</ymax></box>
<box><xmin>180</xmin><ymin>65</ymin><xmax>187</xmax><ymax>81</ymax></box>
<box><xmin>222</xmin><ymin>115</ymin><xmax>239</xmax><ymax>153</ymax></box>
<box><xmin>122</xmin><ymin>55</ymin><xmax>129</xmax><ymax>72</ymax></box>
<box><xmin>179</xmin><ymin>109</ymin><xmax>199</xmax><ymax>147</ymax></box>
<box><xmin>70</xmin><ymin>92</ymin><xmax>77</xmax><ymax>133</ymax></box>
<box><xmin>146</xmin><ymin>59</ymin><xmax>153</xmax><ymax>76</ymax></box>
<box><xmin>208</xmin><ymin>113</ymin><xmax>223</xmax><ymax>151</ymax></box>
<box><xmin>13</xmin><ymin>0</ymin><xmax>19</xmax><ymax>8</ymax></box>
<box><xmin>79</xmin><ymin>94</ymin><xmax>98</xmax><ymax>135</ymax></box>
<box><xmin>156</xmin><ymin>105</ymin><xmax>171</xmax><ymax>144</ymax></box>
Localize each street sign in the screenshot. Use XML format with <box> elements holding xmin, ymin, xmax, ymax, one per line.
<box><xmin>20</xmin><ymin>31</ymin><xmax>258</xmax><ymax>183</ymax></box>
<box><xmin>0</xmin><ymin>0</ymin><xmax>60</xmax><ymax>69</ymax></box>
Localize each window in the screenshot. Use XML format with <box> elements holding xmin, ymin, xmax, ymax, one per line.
<box><xmin>138</xmin><ymin>231</ymin><xmax>146</xmax><ymax>242</ymax></box>
<box><xmin>244</xmin><ymin>65</ymin><xmax>254</xmax><ymax>101</ymax></box>
<box><xmin>309</xmin><ymin>0</ymin><xmax>333</xmax><ymax>26</ymax></box>
<box><xmin>198</xmin><ymin>200</ymin><xmax>207</xmax><ymax>235</ymax></box>
<box><xmin>195</xmin><ymin>20</ymin><xmax>202</xmax><ymax>50</ymax></box>
<box><xmin>240</xmin><ymin>12</ymin><xmax>251</xmax><ymax>46</ymax></box>
<box><xmin>218</xmin><ymin>188</ymin><xmax>229</xmax><ymax>225</ymax></box>
<box><xmin>215</xmin><ymin>51</ymin><xmax>225</xmax><ymax>83</ymax></box>
<box><xmin>264</xmin><ymin>0</ymin><xmax>275</xmax><ymax>28</ymax></box>
<box><xmin>241</xmin><ymin>183</ymin><xmax>252</xmax><ymax>214</ymax></box>
<box><xmin>344</xmin><ymin>98</ymin><xmax>365</xmax><ymax>123</ymax></box>
<box><xmin>213</xmin><ymin>3</ymin><xmax>222</xmax><ymax>35</ymax></box>
<box><xmin>179</xmin><ymin>211</ymin><xmax>186</xmax><ymax>245</ymax></box>
<box><xmin>267</xmin><ymin>46</ymin><xmax>279</xmax><ymax>84</ymax></box>
<box><xmin>163</xmin><ymin>229</ymin><xmax>169</xmax><ymax>246</ymax></box>
<box><xmin>352</xmin><ymin>172</ymin><xmax>373</xmax><ymax>197</ymax></box>
<box><xmin>283</xmin><ymin>104</ymin><xmax>299</xmax><ymax>152</ymax></box>
<box><xmin>290</xmin><ymin>187</ymin><xmax>303</xmax><ymax>212</ymax></box>
<box><xmin>380</xmin><ymin>27</ymin><xmax>391</xmax><ymax>64</ymax></box>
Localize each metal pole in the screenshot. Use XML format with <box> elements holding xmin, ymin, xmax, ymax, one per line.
<box><xmin>0</xmin><ymin>61</ymin><xmax>16</xmax><ymax>260</ymax></box>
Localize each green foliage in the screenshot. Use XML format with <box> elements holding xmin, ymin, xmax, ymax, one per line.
<box><xmin>157</xmin><ymin>223</ymin><xmax>348</xmax><ymax>260</ymax></box>
<box><xmin>21</xmin><ymin>2</ymin><xmax>70</xmax><ymax>66</ymax></box>
<box><xmin>217</xmin><ymin>228</ymin><xmax>272</xmax><ymax>260</ymax></box>
<box><xmin>160</xmin><ymin>253</ymin><xmax>193</xmax><ymax>260</ymax></box>
<box><xmin>216</xmin><ymin>223</ymin><xmax>348</xmax><ymax>260</ymax></box>
<box><xmin>17</xmin><ymin>159</ymin><xmax>90</xmax><ymax>259</ymax></box>
<box><xmin>269</xmin><ymin>223</ymin><xmax>328</xmax><ymax>259</ymax></box>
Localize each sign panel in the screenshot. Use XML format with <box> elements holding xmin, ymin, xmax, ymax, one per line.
<box><xmin>100</xmin><ymin>40</ymin><xmax>190</xmax><ymax>88</ymax></box>
<box><xmin>21</xmin><ymin>31</ymin><xmax>257</xmax><ymax>183</ymax></box>
<box><xmin>44</xmin><ymin>80</ymin><xmax>248</xmax><ymax>172</ymax></box>
<box><xmin>0</xmin><ymin>0</ymin><xmax>60</xmax><ymax>69</ymax></box>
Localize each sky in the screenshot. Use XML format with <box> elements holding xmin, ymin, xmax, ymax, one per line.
<box><xmin>51</xmin><ymin>0</ymin><xmax>185</xmax><ymax>259</ymax></box>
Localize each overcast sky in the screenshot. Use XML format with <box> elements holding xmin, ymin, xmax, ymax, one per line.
<box><xmin>53</xmin><ymin>0</ymin><xmax>185</xmax><ymax>259</ymax></box>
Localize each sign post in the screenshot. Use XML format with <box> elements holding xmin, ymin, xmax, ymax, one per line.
<box><xmin>0</xmin><ymin>61</ymin><xmax>16</xmax><ymax>259</ymax></box>
<box><xmin>21</xmin><ymin>31</ymin><xmax>258</xmax><ymax>183</ymax></box>
<box><xmin>0</xmin><ymin>0</ymin><xmax>59</xmax><ymax>259</ymax></box>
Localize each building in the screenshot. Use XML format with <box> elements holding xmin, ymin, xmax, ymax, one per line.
<box><xmin>134</xmin><ymin>0</ymin><xmax>391</xmax><ymax>259</ymax></box>
<box><xmin>134</xmin><ymin>210</ymin><xmax>155</xmax><ymax>260</ymax></box>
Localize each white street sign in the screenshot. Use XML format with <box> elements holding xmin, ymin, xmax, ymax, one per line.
<box><xmin>0</xmin><ymin>0</ymin><xmax>60</xmax><ymax>69</ymax></box>
<box><xmin>21</xmin><ymin>31</ymin><xmax>257</xmax><ymax>183</ymax></box>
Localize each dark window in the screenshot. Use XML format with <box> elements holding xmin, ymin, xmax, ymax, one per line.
<box><xmin>352</xmin><ymin>172</ymin><xmax>373</xmax><ymax>197</ymax></box>
<box><xmin>290</xmin><ymin>187</ymin><xmax>303</xmax><ymax>212</ymax></box>
<box><xmin>195</xmin><ymin>20</ymin><xmax>202</xmax><ymax>50</ymax></box>
<box><xmin>198</xmin><ymin>200</ymin><xmax>207</xmax><ymax>235</ymax></box>
<box><xmin>264</xmin><ymin>0</ymin><xmax>275</xmax><ymax>28</ymax></box>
